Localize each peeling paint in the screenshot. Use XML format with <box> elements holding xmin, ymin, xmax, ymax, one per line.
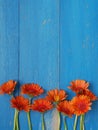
<box><xmin>92</xmin><ymin>43</ymin><xmax>95</xmax><ymax>48</ymax></box>
<box><xmin>86</xmin><ymin>36</ymin><xmax>89</xmax><ymax>41</ymax></box>
<box><xmin>86</xmin><ymin>4</ymin><xmax>89</xmax><ymax>8</ymax></box>
<box><xmin>42</xmin><ymin>19</ymin><xmax>51</xmax><ymax>25</ymax></box>
<box><xmin>86</xmin><ymin>23</ymin><xmax>90</xmax><ymax>27</ymax></box>
<box><xmin>9</xmin><ymin>121</ymin><xmax>12</xmax><ymax>126</ymax></box>
<box><xmin>43</xmin><ymin>20</ymin><xmax>47</xmax><ymax>25</ymax></box>
<box><xmin>82</xmin><ymin>43</ymin><xmax>86</xmax><ymax>48</ymax></box>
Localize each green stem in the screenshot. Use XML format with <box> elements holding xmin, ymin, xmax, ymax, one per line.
<box><xmin>11</xmin><ymin>93</ymin><xmax>14</xmax><ymax>98</ymax></box>
<box><xmin>82</xmin><ymin>115</ymin><xmax>85</xmax><ymax>130</ymax></box>
<box><xmin>42</xmin><ymin>113</ymin><xmax>45</xmax><ymax>130</ymax></box>
<box><xmin>27</xmin><ymin>112</ymin><xmax>32</xmax><ymax>130</ymax></box>
<box><xmin>63</xmin><ymin>116</ymin><xmax>68</xmax><ymax>130</ymax></box>
<box><xmin>58</xmin><ymin>112</ymin><xmax>60</xmax><ymax>130</ymax></box>
<box><xmin>29</xmin><ymin>97</ymin><xmax>32</xmax><ymax>104</ymax></box>
<box><xmin>16</xmin><ymin>110</ymin><xmax>19</xmax><ymax>130</ymax></box>
<box><xmin>80</xmin><ymin>114</ymin><xmax>85</xmax><ymax>130</ymax></box>
<box><xmin>13</xmin><ymin>109</ymin><xmax>17</xmax><ymax>130</ymax></box>
<box><xmin>73</xmin><ymin>115</ymin><xmax>78</xmax><ymax>130</ymax></box>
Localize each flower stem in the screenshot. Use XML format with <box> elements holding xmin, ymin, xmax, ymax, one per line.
<box><xmin>58</xmin><ymin>112</ymin><xmax>60</xmax><ymax>130</ymax></box>
<box><xmin>27</xmin><ymin>112</ymin><xmax>32</xmax><ymax>130</ymax></box>
<box><xmin>16</xmin><ymin>110</ymin><xmax>19</xmax><ymax>130</ymax></box>
<box><xmin>63</xmin><ymin>116</ymin><xmax>68</xmax><ymax>130</ymax></box>
<box><xmin>80</xmin><ymin>114</ymin><xmax>85</xmax><ymax>130</ymax></box>
<box><xmin>13</xmin><ymin>109</ymin><xmax>17</xmax><ymax>130</ymax></box>
<box><xmin>29</xmin><ymin>97</ymin><xmax>32</xmax><ymax>104</ymax></box>
<box><xmin>73</xmin><ymin>115</ymin><xmax>78</xmax><ymax>130</ymax></box>
<box><xmin>82</xmin><ymin>115</ymin><xmax>85</xmax><ymax>130</ymax></box>
<box><xmin>27</xmin><ymin>97</ymin><xmax>33</xmax><ymax>130</ymax></box>
<box><xmin>42</xmin><ymin>113</ymin><xmax>45</xmax><ymax>130</ymax></box>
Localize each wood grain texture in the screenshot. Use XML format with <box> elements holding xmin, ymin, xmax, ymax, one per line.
<box><xmin>60</xmin><ymin>0</ymin><xmax>98</xmax><ymax>130</ymax></box>
<box><xmin>19</xmin><ymin>0</ymin><xmax>59</xmax><ymax>129</ymax></box>
<box><xmin>0</xmin><ymin>0</ymin><xmax>19</xmax><ymax>129</ymax></box>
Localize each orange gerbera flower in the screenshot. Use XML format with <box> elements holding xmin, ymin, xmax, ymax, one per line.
<box><xmin>77</xmin><ymin>89</ymin><xmax>97</xmax><ymax>101</ymax></box>
<box><xmin>0</xmin><ymin>80</ymin><xmax>17</xmax><ymax>95</ymax></box>
<box><xmin>31</xmin><ymin>98</ymin><xmax>53</xmax><ymax>113</ymax></box>
<box><xmin>21</xmin><ymin>83</ymin><xmax>44</xmax><ymax>97</ymax></box>
<box><xmin>11</xmin><ymin>96</ymin><xmax>30</xmax><ymax>112</ymax></box>
<box><xmin>68</xmin><ymin>80</ymin><xmax>89</xmax><ymax>94</ymax></box>
<box><xmin>46</xmin><ymin>89</ymin><xmax>67</xmax><ymax>103</ymax></box>
<box><xmin>57</xmin><ymin>101</ymin><xmax>74</xmax><ymax>117</ymax></box>
<box><xmin>71</xmin><ymin>95</ymin><xmax>92</xmax><ymax>116</ymax></box>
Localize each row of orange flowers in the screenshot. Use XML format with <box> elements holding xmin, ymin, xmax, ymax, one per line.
<box><xmin>0</xmin><ymin>80</ymin><xmax>97</xmax><ymax>130</ymax></box>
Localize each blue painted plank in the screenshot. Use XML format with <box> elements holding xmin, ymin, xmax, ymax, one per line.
<box><xmin>19</xmin><ymin>0</ymin><xmax>59</xmax><ymax>130</ymax></box>
<box><xmin>60</xmin><ymin>0</ymin><xmax>98</xmax><ymax>130</ymax></box>
<box><xmin>0</xmin><ymin>0</ymin><xmax>19</xmax><ymax>129</ymax></box>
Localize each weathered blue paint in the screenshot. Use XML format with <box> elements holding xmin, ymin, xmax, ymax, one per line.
<box><xmin>0</xmin><ymin>0</ymin><xmax>98</xmax><ymax>130</ymax></box>
<box><xmin>0</xmin><ymin>0</ymin><xmax>19</xmax><ymax>129</ymax></box>
<box><xmin>60</xmin><ymin>0</ymin><xmax>98</xmax><ymax>130</ymax></box>
<box><xmin>19</xmin><ymin>0</ymin><xmax>59</xmax><ymax>130</ymax></box>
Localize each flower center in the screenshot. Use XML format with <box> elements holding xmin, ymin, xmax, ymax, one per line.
<box><xmin>39</xmin><ymin>105</ymin><xmax>46</xmax><ymax>112</ymax></box>
<box><xmin>78</xmin><ymin>102</ymin><xmax>86</xmax><ymax>111</ymax></box>
<box><xmin>54</xmin><ymin>96</ymin><xmax>59</xmax><ymax>102</ymax></box>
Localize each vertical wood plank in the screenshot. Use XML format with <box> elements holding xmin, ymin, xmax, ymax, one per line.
<box><xmin>0</xmin><ymin>0</ymin><xmax>19</xmax><ymax>129</ymax></box>
<box><xmin>60</xmin><ymin>0</ymin><xmax>98</xmax><ymax>130</ymax></box>
<box><xmin>19</xmin><ymin>0</ymin><xmax>59</xmax><ymax>130</ymax></box>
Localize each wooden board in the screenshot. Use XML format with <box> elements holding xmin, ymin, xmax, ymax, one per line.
<box><xmin>60</xmin><ymin>0</ymin><xmax>98</xmax><ymax>129</ymax></box>
<box><xmin>0</xmin><ymin>0</ymin><xmax>19</xmax><ymax>129</ymax></box>
<box><xmin>19</xmin><ymin>0</ymin><xmax>59</xmax><ymax>129</ymax></box>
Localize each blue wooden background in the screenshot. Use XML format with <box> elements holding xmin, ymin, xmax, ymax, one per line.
<box><xmin>0</xmin><ymin>0</ymin><xmax>98</xmax><ymax>130</ymax></box>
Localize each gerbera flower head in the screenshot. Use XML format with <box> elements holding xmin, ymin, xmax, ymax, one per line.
<box><xmin>57</xmin><ymin>100</ymin><xmax>74</xmax><ymax>117</ymax></box>
<box><xmin>71</xmin><ymin>95</ymin><xmax>92</xmax><ymax>116</ymax></box>
<box><xmin>21</xmin><ymin>83</ymin><xmax>44</xmax><ymax>97</ymax></box>
<box><xmin>0</xmin><ymin>80</ymin><xmax>17</xmax><ymax>95</ymax></box>
<box><xmin>10</xmin><ymin>96</ymin><xmax>30</xmax><ymax>112</ymax></box>
<box><xmin>31</xmin><ymin>98</ymin><xmax>53</xmax><ymax>113</ymax></box>
<box><xmin>45</xmin><ymin>89</ymin><xmax>67</xmax><ymax>103</ymax></box>
<box><xmin>77</xmin><ymin>89</ymin><xmax>97</xmax><ymax>101</ymax></box>
<box><xmin>68</xmin><ymin>80</ymin><xmax>89</xmax><ymax>94</ymax></box>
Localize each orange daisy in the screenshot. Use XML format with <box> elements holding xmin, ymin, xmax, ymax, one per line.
<box><xmin>31</xmin><ymin>98</ymin><xmax>53</xmax><ymax>113</ymax></box>
<box><xmin>68</xmin><ymin>80</ymin><xmax>89</xmax><ymax>94</ymax></box>
<box><xmin>46</xmin><ymin>89</ymin><xmax>67</xmax><ymax>103</ymax></box>
<box><xmin>57</xmin><ymin>100</ymin><xmax>74</xmax><ymax>117</ymax></box>
<box><xmin>77</xmin><ymin>89</ymin><xmax>97</xmax><ymax>101</ymax></box>
<box><xmin>71</xmin><ymin>95</ymin><xmax>92</xmax><ymax>116</ymax></box>
<box><xmin>0</xmin><ymin>80</ymin><xmax>17</xmax><ymax>95</ymax></box>
<box><xmin>21</xmin><ymin>83</ymin><xmax>44</xmax><ymax>97</ymax></box>
<box><xmin>11</xmin><ymin>96</ymin><xmax>30</xmax><ymax>112</ymax></box>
